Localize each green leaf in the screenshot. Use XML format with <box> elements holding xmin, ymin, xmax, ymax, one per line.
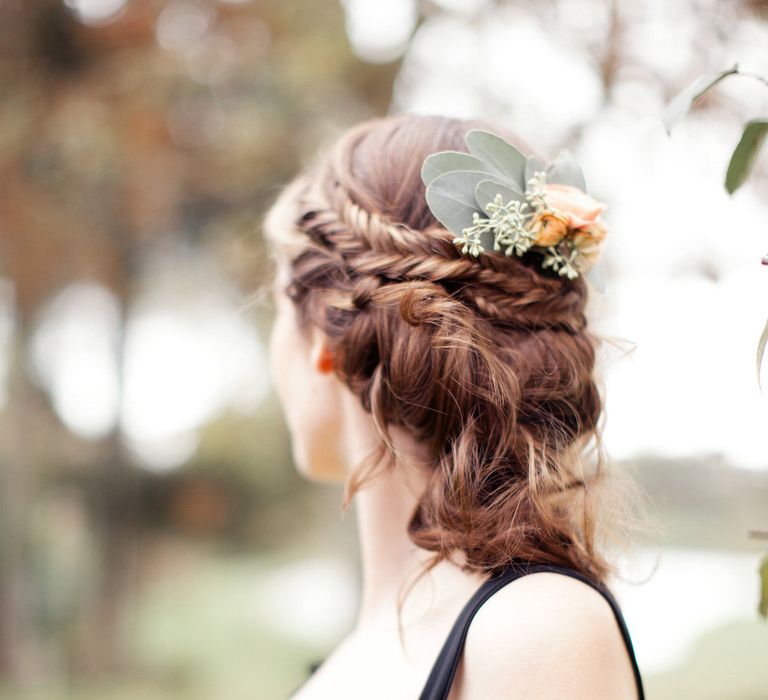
<box><xmin>421</xmin><ymin>151</ymin><xmax>498</xmax><ymax>186</ymax></box>
<box><xmin>725</xmin><ymin>119</ymin><xmax>768</xmax><ymax>194</ymax></box>
<box><xmin>759</xmin><ymin>553</ymin><xmax>768</xmax><ymax>618</ymax></box>
<box><xmin>547</xmin><ymin>149</ymin><xmax>587</xmax><ymax>190</ymax></box>
<box><xmin>464</xmin><ymin>130</ymin><xmax>527</xmax><ymax>190</ymax></box>
<box><xmin>662</xmin><ymin>63</ymin><xmax>739</xmax><ymax>135</ymax></box>
<box><xmin>757</xmin><ymin>316</ymin><xmax>768</xmax><ymax>392</ymax></box>
<box><xmin>474</xmin><ymin>180</ymin><xmax>526</xmax><ymax>215</ymax></box>
<box><xmin>524</xmin><ymin>156</ymin><xmax>547</xmax><ymax>187</ymax></box>
<box><xmin>425</xmin><ymin>171</ymin><xmax>490</xmax><ymax>235</ymax></box>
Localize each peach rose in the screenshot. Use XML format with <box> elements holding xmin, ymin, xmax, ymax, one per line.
<box><xmin>543</xmin><ymin>183</ymin><xmax>607</xmax><ymax>230</ymax></box>
<box><xmin>571</xmin><ymin>218</ymin><xmax>607</xmax><ymax>267</ymax></box>
<box><xmin>529</xmin><ymin>210</ymin><xmax>569</xmax><ymax>247</ymax></box>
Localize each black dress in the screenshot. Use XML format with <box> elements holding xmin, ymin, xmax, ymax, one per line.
<box><xmin>289</xmin><ymin>560</ymin><xmax>645</xmax><ymax>700</ymax></box>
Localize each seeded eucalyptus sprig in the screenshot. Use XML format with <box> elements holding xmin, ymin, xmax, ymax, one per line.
<box><xmin>420</xmin><ymin>130</ymin><xmax>607</xmax><ymax>291</ymax></box>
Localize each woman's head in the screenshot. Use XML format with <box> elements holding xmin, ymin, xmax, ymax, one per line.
<box><xmin>264</xmin><ymin>113</ymin><xmax>640</xmax><ymax>585</ymax></box>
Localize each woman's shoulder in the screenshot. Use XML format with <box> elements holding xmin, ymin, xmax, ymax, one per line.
<box><xmin>455</xmin><ymin>570</ymin><xmax>638</xmax><ymax>699</ymax></box>
<box><xmin>475</xmin><ymin>567</ymin><xmax>618</xmax><ymax>621</ymax></box>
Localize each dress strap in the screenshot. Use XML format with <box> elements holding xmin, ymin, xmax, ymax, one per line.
<box><xmin>418</xmin><ymin>561</ymin><xmax>645</xmax><ymax>700</ymax></box>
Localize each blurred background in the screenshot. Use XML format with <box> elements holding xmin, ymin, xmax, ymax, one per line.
<box><xmin>1</xmin><ymin>0</ymin><xmax>767</xmax><ymax>698</ymax></box>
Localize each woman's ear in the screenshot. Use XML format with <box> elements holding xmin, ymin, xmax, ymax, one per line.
<box><xmin>310</xmin><ymin>328</ymin><xmax>335</xmax><ymax>374</ymax></box>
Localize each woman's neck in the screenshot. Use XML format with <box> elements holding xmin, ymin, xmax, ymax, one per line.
<box><xmin>338</xmin><ymin>389</ymin><xmax>486</xmax><ymax>633</ymax></box>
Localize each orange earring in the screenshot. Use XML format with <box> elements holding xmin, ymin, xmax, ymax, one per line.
<box><xmin>316</xmin><ymin>346</ymin><xmax>335</xmax><ymax>374</ymax></box>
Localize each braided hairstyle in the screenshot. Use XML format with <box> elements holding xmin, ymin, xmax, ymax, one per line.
<box><xmin>263</xmin><ymin>113</ymin><xmax>646</xmax><ymax>600</ymax></box>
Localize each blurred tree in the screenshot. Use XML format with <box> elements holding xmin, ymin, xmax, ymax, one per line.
<box><xmin>0</xmin><ymin>0</ymin><xmax>401</xmax><ymax>688</ymax></box>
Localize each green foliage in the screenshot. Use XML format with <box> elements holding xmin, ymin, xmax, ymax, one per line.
<box><xmin>475</xmin><ymin>180</ymin><xmax>526</xmax><ymax>213</ymax></box>
<box><xmin>664</xmin><ymin>68</ymin><xmax>768</xmax><ymax>399</ymax></box>
<box><xmin>726</xmin><ymin>119</ymin><xmax>768</xmax><ymax>194</ymax></box>
<box><xmin>464</xmin><ymin>129</ymin><xmax>527</xmax><ymax>188</ymax></box>
<box><xmin>759</xmin><ymin>553</ymin><xmax>768</xmax><ymax>619</ymax></box>
<box><xmin>662</xmin><ymin>63</ymin><xmax>739</xmax><ymax>135</ymax></box>
<box><xmin>547</xmin><ymin>149</ymin><xmax>587</xmax><ymax>191</ymax></box>
<box><xmin>525</xmin><ymin>155</ymin><xmax>548</xmax><ymax>188</ymax></box>
<box><xmin>420</xmin><ymin>151</ymin><xmax>498</xmax><ymax>185</ymax></box>
<box><xmin>758</xmin><ymin>318</ymin><xmax>768</xmax><ymax>392</ymax></box>
<box><xmin>421</xmin><ymin>129</ymin><xmax>589</xmax><ymax>239</ymax></box>
<box><xmin>663</xmin><ymin>63</ymin><xmax>768</xmax><ymax>195</ymax></box>
<box><xmin>425</xmin><ymin>170</ymin><xmax>500</xmax><ymax>235</ymax></box>
<box><xmin>422</xmin><ymin>129</ymin><xmax>606</xmax><ymax>288</ymax></box>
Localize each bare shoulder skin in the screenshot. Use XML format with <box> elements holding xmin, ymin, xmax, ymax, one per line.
<box><xmin>450</xmin><ymin>572</ymin><xmax>638</xmax><ymax>700</ymax></box>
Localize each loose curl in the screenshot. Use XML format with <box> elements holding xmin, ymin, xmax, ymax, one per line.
<box><xmin>262</xmin><ymin>113</ymin><xmax>654</xmax><ymax>642</ymax></box>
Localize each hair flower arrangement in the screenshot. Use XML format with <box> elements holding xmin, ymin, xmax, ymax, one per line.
<box><xmin>420</xmin><ymin>130</ymin><xmax>608</xmax><ymax>292</ymax></box>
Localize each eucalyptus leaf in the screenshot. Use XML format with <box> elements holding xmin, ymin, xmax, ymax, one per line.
<box><xmin>421</xmin><ymin>151</ymin><xmax>498</xmax><ymax>186</ymax></box>
<box><xmin>662</xmin><ymin>63</ymin><xmax>739</xmax><ymax>135</ymax></box>
<box><xmin>465</xmin><ymin>130</ymin><xmax>527</xmax><ymax>190</ymax></box>
<box><xmin>426</xmin><ymin>171</ymin><xmax>494</xmax><ymax>235</ymax></box>
<box><xmin>524</xmin><ymin>156</ymin><xmax>547</xmax><ymax>187</ymax></box>
<box><xmin>474</xmin><ymin>180</ymin><xmax>526</xmax><ymax>215</ymax></box>
<box><xmin>547</xmin><ymin>149</ymin><xmax>587</xmax><ymax>190</ymax></box>
<box><xmin>757</xmin><ymin>316</ymin><xmax>768</xmax><ymax>392</ymax></box>
<box><xmin>725</xmin><ymin>119</ymin><xmax>768</xmax><ymax>194</ymax></box>
<box><xmin>759</xmin><ymin>553</ymin><xmax>768</xmax><ymax>618</ymax></box>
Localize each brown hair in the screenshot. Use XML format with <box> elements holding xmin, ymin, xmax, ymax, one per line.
<box><xmin>262</xmin><ymin>113</ymin><xmax>654</xmax><ymax>634</ymax></box>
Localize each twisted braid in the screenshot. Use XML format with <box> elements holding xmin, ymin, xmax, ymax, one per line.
<box><xmin>294</xmin><ymin>182</ymin><xmax>587</xmax><ymax>333</ymax></box>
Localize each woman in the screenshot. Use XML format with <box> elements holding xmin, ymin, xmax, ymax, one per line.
<box><xmin>264</xmin><ymin>113</ymin><xmax>650</xmax><ymax>699</ymax></box>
